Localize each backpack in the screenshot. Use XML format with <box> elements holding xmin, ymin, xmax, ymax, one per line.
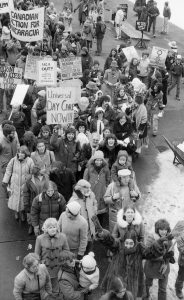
<box><xmin>101</xmin><ymin>22</ymin><xmax>106</xmax><ymax>34</ymax></box>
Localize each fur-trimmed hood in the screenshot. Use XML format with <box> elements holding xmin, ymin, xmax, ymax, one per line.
<box><xmin>117</xmin><ymin>208</ymin><xmax>142</xmax><ymax>228</ymax></box>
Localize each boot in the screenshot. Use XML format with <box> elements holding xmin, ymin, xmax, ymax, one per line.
<box><xmin>142</xmin><ymin>285</ymin><xmax>150</xmax><ymax>300</ymax></box>
<box><xmin>14</xmin><ymin>211</ymin><xmax>19</xmax><ymax>220</ymax></box>
<box><xmin>176</xmin><ymin>290</ymin><xmax>184</xmax><ymax>299</ymax></box>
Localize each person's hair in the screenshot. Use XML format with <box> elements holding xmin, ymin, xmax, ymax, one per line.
<box><xmin>135</xmin><ymin>94</ymin><xmax>144</xmax><ymax>105</ymax></box>
<box><xmin>23</xmin><ymin>253</ymin><xmax>40</xmax><ymax>269</ymax></box>
<box><xmin>59</xmin><ymin>250</ymin><xmax>75</xmax><ymax>265</ymax></box>
<box><xmin>1</xmin><ymin>120</ymin><xmax>13</xmax><ymax>128</ymax></box>
<box><xmin>155</xmin><ymin>219</ymin><xmax>171</xmax><ymax>234</ymax></box>
<box><xmin>43</xmin><ymin>180</ymin><xmax>58</xmax><ymax>192</ymax></box>
<box><xmin>42</xmin><ymin>218</ymin><xmax>60</xmax><ymax>233</ymax></box>
<box><xmin>97</xmin><ymin>15</ymin><xmax>102</xmax><ymax>22</ymax></box>
<box><xmin>36</xmin><ymin>138</ymin><xmax>46</xmax><ymax>146</ymax></box>
<box><xmin>105</xmin><ymin>133</ymin><xmax>117</xmax><ymax>145</ymax></box>
<box><xmin>110</xmin><ymin>276</ymin><xmax>127</xmax><ymax>293</ymax></box>
<box><xmin>123</xmin><ymin>205</ymin><xmax>136</xmax><ymax>220</ymax></box>
<box><xmin>93</xmin><ymin>60</ymin><xmax>100</xmax><ymax>66</ymax></box>
<box><xmin>18</xmin><ymin>145</ymin><xmax>30</xmax><ymax>157</ymax></box>
<box><xmin>98</xmin><ymin>95</ymin><xmax>110</xmax><ymax>106</ymax></box>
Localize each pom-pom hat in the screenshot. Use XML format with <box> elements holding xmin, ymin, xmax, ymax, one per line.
<box><xmin>81</xmin><ymin>252</ymin><xmax>96</xmax><ymax>270</ymax></box>
<box><xmin>66</xmin><ymin>201</ymin><xmax>81</xmax><ymax>216</ymax></box>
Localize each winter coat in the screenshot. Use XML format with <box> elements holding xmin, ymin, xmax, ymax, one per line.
<box><xmin>35</xmin><ymin>232</ymin><xmax>69</xmax><ymax>278</ymax></box>
<box><xmin>98</xmin><ymin>143</ymin><xmax>125</xmax><ymax>169</ymax></box>
<box><xmin>23</xmin><ymin>175</ymin><xmax>47</xmax><ymax>213</ymax></box>
<box><xmin>99</xmin><ymin>231</ymin><xmax>167</xmax><ymax>299</ymax></box>
<box><xmin>104</xmin><ymin>181</ymin><xmax>140</xmax><ymax>232</ymax></box>
<box><xmin>147</xmin><ymin>6</ymin><xmax>160</xmax><ymax>18</ymax></box>
<box><xmin>100</xmin><ymin>291</ymin><xmax>134</xmax><ymax>300</ymax></box>
<box><xmin>113</xmin><ymin>120</ymin><xmax>133</xmax><ymax>141</ymax></box>
<box><xmin>58</xmin><ymin>266</ymin><xmax>84</xmax><ymax>300</ymax></box>
<box><xmin>147</xmin><ymin>91</ymin><xmax>163</xmax><ymax>114</ymax></box>
<box><xmin>31</xmin><ymin>191</ymin><xmax>66</xmax><ymax>229</ymax></box>
<box><xmin>11</xmin><ymin>112</ymin><xmax>29</xmax><ymax>141</ymax></box>
<box><xmin>83</xmin><ymin>159</ymin><xmax>110</xmax><ymax>214</ymax></box>
<box><xmin>50</xmin><ymin>133</ymin><xmax>80</xmax><ymax>174</ymax></box>
<box><xmin>82</xmin><ymin>22</ymin><xmax>94</xmax><ymax>41</ymax></box>
<box><xmin>112</xmin><ymin>209</ymin><xmax>144</xmax><ymax>242</ymax></box>
<box><xmin>170</xmin><ymin>62</ymin><xmax>184</xmax><ymax>77</ymax></box>
<box><xmin>31</xmin><ymin>149</ymin><xmax>55</xmax><ymax>175</ymax></box>
<box><xmin>58</xmin><ymin>211</ymin><xmax>88</xmax><ymax>256</ymax></box>
<box><xmin>104</xmin><ymin>56</ymin><xmax>121</xmax><ymax>71</ymax></box>
<box><xmin>3</xmin><ymin>156</ymin><xmax>34</xmax><ymax>212</ymax></box>
<box><xmin>49</xmin><ymin>167</ymin><xmax>76</xmax><ymax>202</ymax></box>
<box><xmin>144</xmin><ymin>233</ymin><xmax>174</xmax><ymax>279</ymax></box>
<box><xmin>13</xmin><ymin>264</ymin><xmax>52</xmax><ymax>300</ymax></box>
<box><xmin>95</xmin><ymin>21</ymin><xmax>105</xmax><ymax>39</ymax></box>
<box><xmin>81</xmin><ymin>54</ymin><xmax>93</xmax><ymax>72</ymax></box>
<box><xmin>0</xmin><ymin>136</ymin><xmax>18</xmax><ymax>172</ymax></box>
<box><xmin>69</xmin><ymin>190</ymin><xmax>97</xmax><ymax>239</ymax></box>
<box><xmin>163</xmin><ymin>6</ymin><xmax>171</xmax><ymax>18</ymax></box>
<box><xmin>111</xmin><ymin>161</ymin><xmax>134</xmax><ymax>191</ymax></box>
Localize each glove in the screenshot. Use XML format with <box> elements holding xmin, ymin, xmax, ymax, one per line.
<box><xmin>77</xmin><ymin>254</ymin><xmax>83</xmax><ymax>260</ymax></box>
<box><xmin>163</xmin><ymin>250</ymin><xmax>174</xmax><ymax>260</ymax></box>
<box><xmin>34</xmin><ymin>226</ymin><xmax>40</xmax><ymax>236</ymax></box>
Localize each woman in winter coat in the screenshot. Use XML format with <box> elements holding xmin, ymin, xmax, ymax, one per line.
<box><xmin>143</xmin><ymin>219</ymin><xmax>175</xmax><ymax>300</ymax></box>
<box><xmin>35</xmin><ymin>218</ymin><xmax>69</xmax><ymax>296</ymax></box>
<box><xmin>104</xmin><ymin>48</ymin><xmax>121</xmax><ymax>71</ymax></box>
<box><xmin>69</xmin><ymin>179</ymin><xmax>97</xmax><ymax>251</ymax></box>
<box><xmin>10</xmin><ymin>105</ymin><xmax>29</xmax><ymax>141</ymax></box>
<box><xmin>39</xmin><ymin>125</ymin><xmax>53</xmax><ymax>150</ymax></box>
<box><xmin>50</xmin><ymin>126</ymin><xmax>80</xmax><ymax>177</ymax></box>
<box><xmin>113</xmin><ymin>112</ymin><xmax>133</xmax><ymax>142</ymax></box>
<box><xmin>82</xmin><ymin>18</ymin><xmax>94</xmax><ymax>51</ymax></box>
<box><xmin>2</xmin><ymin>145</ymin><xmax>34</xmax><ymax>221</ymax></box>
<box><xmin>98</xmin><ymin>133</ymin><xmax>125</xmax><ymax>169</ymax></box>
<box><xmin>84</xmin><ymin>150</ymin><xmax>110</xmax><ymax>226</ymax></box>
<box><xmin>112</xmin><ymin>206</ymin><xmax>144</xmax><ymax>242</ymax></box>
<box><xmin>20</xmin><ymin>131</ymin><xmax>37</xmax><ymax>153</ymax></box>
<box><xmin>31</xmin><ymin>181</ymin><xmax>66</xmax><ymax>236</ymax></box>
<box><xmin>104</xmin><ymin>169</ymin><xmax>140</xmax><ymax>232</ymax></box>
<box><xmin>126</xmin><ymin>58</ymin><xmax>140</xmax><ymax>81</ymax></box>
<box><xmin>31</xmin><ymin>139</ymin><xmax>55</xmax><ymax>177</ymax></box>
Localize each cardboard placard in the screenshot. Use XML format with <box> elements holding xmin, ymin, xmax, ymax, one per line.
<box><xmin>136</xmin><ymin>20</ymin><xmax>147</xmax><ymax>31</ymax></box>
<box><xmin>59</xmin><ymin>57</ymin><xmax>82</xmax><ymax>80</ymax></box>
<box><xmin>0</xmin><ymin>0</ymin><xmax>14</xmax><ymax>13</ymax></box>
<box><xmin>37</xmin><ymin>60</ymin><xmax>57</xmax><ymax>86</ymax></box>
<box><xmin>0</xmin><ymin>65</ymin><xmax>22</xmax><ymax>89</ymax></box>
<box><xmin>150</xmin><ymin>46</ymin><xmax>168</xmax><ymax>69</ymax></box>
<box><xmin>171</xmin><ymin>220</ymin><xmax>184</xmax><ymax>238</ymax></box>
<box><xmin>59</xmin><ymin>79</ymin><xmax>82</xmax><ymax>104</ymax></box>
<box><xmin>10</xmin><ymin>7</ymin><xmax>44</xmax><ymax>42</ymax></box>
<box><xmin>122</xmin><ymin>46</ymin><xmax>139</xmax><ymax>62</ymax></box>
<box><xmin>11</xmin><ymin>84</ymin><xmax>29</xmax><ymax>106</ymax></box>
<box><xmin>24</xmin><ymin>55</ymin><xmax>44</xmax><ymax>80</ymax></box>
<box><xmin>176</xmin><ymin>233</ymin><xmax>184</xmax><ymax>251</ymax></box>
<box><xmin>46</xmin><ymin>87</ymin><xmax>75</xmax><ymax>125</ymax></box>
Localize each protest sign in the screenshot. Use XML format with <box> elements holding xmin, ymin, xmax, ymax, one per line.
<box><xmin>171</xmin><ymin>220</ymin><xmax>184</xmax><ymax>238</ymax></box>
<box><xmin>136</xmin><ymin>20</ymin><xmax>147</xmax><ymax>31</ymax></box>
<box><xmin>59</xmin><ymin>57</ymin><xmax>82</xmax><ymax>80</ymax></box>
<box><xmin>0</xmin><ymin>0</ymin><xmax>14</xmax><ymax>13</ymax></box>
<box><xmin>24</xmin><ymin>55</ymin><xmax>43</xmax><ymax>80</ymax></box>
<box><xmin>0</xmin><ymin>65</ymin><xmax>22</xmax><ymax>89</ymax></box>
<box><xmin>10</xmin><ymin>7</ymin><xmax>44</xmax><ymax>42</ymax></box>
<box><xmin>122</xmin><ymin>46</ymin><xmax>139</xmax><ymax>62</ymax></box>
<box><xmin>59</xmin><ymin>79</ymin><xmax>82</xmax><ymax>104</ymax></box>
<box><xmin>46</xmin><ymin>87</ymin><xmax>75</xmax><ymax>125</ymax></box>
<box><xmin>11</xmin><ymin>84</ymin><xmax>29</xmax><ymax>106</ymax></box>
<box><xmin>150</xmin><ymin>46</ymin><xmax>168</xmax><ymax>69</ymax></box>
<box><xmin>37</xmin><ymin>60</ymin><xmax>57</xmax><ymax>86</ymax></box>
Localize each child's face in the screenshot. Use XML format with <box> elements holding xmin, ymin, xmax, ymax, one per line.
<box><xmin>119</xmin><ymin>156</ymin><xmax>127</xmax><ymax>165</ymax></box>
<box><xmin>107</xmin><ymin>138</ymin><xmax>115</xmax><ymax>147</ymax></box>
<box><xmin>47</xmin><ymin>225</ymin><xmax>57</xmax><ymax>236</ymax></box>
<box><xmin>93</xmin><ymin>64</ymin><xmax>99</xmax><ymax>71</ymax></box>
<box><xmin>103</xmin><ymin>129</ymin><xmax>110</xmax><ymax>137</ymax></box>
<box><xmin>158</xmin><ymin>229</ymin><xmax>167</xmax><ymax>237</ymax></box>
<box><xmin>67</xmin><ymin>133</ymin><xmax>75</xmax><ymax>141</ymax></box>
<box><xmin>119</xmin><ymin>89</ymin><xmax>125</xmax><ymax>97</ymax></box>
<box><xmin>95</xmin><ymin>158</ymin><xmax>103</xmax><ymax>167</ymax></box>
<box><xmin>125</xmin><ymin>238</ymin><xmax>134</xmax><ymax>249</ymax></box>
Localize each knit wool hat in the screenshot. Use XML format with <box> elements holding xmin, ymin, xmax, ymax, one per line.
<box><xmin>95</xmin><ymin>107</ymin><xmax>105</xmax><ymax>115</ymax></box>
<box><xmin>81</xmin><ymin>252</ymin><xmax>96</xmax><ymax>270</ymax></box>
<box><xmin>118</xmin><ymin>150</ymin><xmax>128</xmax><ymax>160</ymax></box>
<box><xmin>92</xmin><ymin>150</ymin><xmax>104</xmax><ymax>160</ymax></box>
<box><xmin>3</xmin><ymin>124</ymin><xmax>15</xmax><ymax>137</ymax></box>
<box><xmin>66</xmin><ymin>201</ymin><xmax>81</xmax><ymax>216</ymax></box>
<box><xmin>76</xmin><ymin>179</ymin><xmax>91</xmax><ymax>189</ymax></box>
<box><xmin>118</xmin><ymin>169</ymin><xmax>131</xmax><ymax>177</ymax></box>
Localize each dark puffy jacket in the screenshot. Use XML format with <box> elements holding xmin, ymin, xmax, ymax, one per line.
<box><xmin>95</xmin><ymin>21</ymin><xmax>105</xmax><ymax>39</ymax></box>
<box><xmin>31</xmin><ymin>191</ymin><xmax>66</xmax><ymax>228</ymax></box>
<box><xmin>113</xmin><ymin>120</ymin><xmax>133</xmax><ymax>141</ymax></box>
<box><xmin>81</xmin><ymin>54</ymin><xmax>93</xmax><ymax>72</ymax></box>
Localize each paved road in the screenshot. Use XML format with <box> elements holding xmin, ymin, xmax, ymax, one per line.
<box><xmin>1</xmin><ymin>1</ymin><xmax>184</xmax><ymax>299</ymax></box>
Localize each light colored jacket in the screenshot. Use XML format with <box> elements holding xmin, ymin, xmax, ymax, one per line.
<box><xmin>13</xmin><ymin>264</ymin><xmax>52</xmax><ymax>300</ymax></box>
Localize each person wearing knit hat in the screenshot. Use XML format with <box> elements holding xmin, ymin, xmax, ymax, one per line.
<box><xmin>79</xmin><ymin>252</ymin><xmax>99</xmax><ymax>293</ymax></box>
<box><xmin>111</xmin><ymin>150</ymin><xmax>133</xmax><ymax>183</ymax></box>
<box><xmin>39</xmin><ymin>125</ymin><xmax>52</xmax><ymax>150</ymax></box>
<box><xmin>83</xmin><ymin>150</ymin><xmax>110</xmax><ymax>224</ymax></box>
<box><xmin>58</xmin><ymin>202</ymin><xmax>88</xmax><ymax>259</ymax></box>
<box><xmin>69</xmin><ymin>179</ymin><xmax>97</xmax><ymax>248</ymax></box>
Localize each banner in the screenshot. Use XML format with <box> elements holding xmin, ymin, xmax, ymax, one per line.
<box><xmin>47</xmin><ymin>87</ymin><xmax>75</xmax><ymax>125</ymax></box>
<box><xmin>0</xmin><ymin>0</ymin><xmax>14</xmax><ymax>14</ymax></box>
<box><xmin>0</xmin><ymin>65</ymin><xmax>22</xmax><ymax>89</ymax></box>
<box><xmin>11</xmin><ymin>84</ymin><xmax>29</xmax><ymax>106</ymax></box>
<box><xmin>150</xmin><ymin>46</ymin><xmax>168</xmax><ymax>68</ymax></box>
<box><xmin>136</xmin><ymin>20</ymin><xmax>147</xmax><ymax>31</ymax></box>
<box><xmin>59</xmin><ymin>79</ymin><xmax>82</xmax><ymax>104</ymax></box>
<box><xmin>59</xmin><ymin>57</ymin><xmax>82</xmax><ymax>80</ymax></box>
<box><xmin>10</xmin><ymin>7</ymin><xmax>44</xmax><ymax>42</ymax></box>
<box><xmin>122</xmin><ymin>46</ymin><xmax>139</xmax><ymax>62</ymax></box>
<box><xmin>37</xmin><ymin>60</ymin><xmax>57</xmax><ymax>86</ymax></box>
